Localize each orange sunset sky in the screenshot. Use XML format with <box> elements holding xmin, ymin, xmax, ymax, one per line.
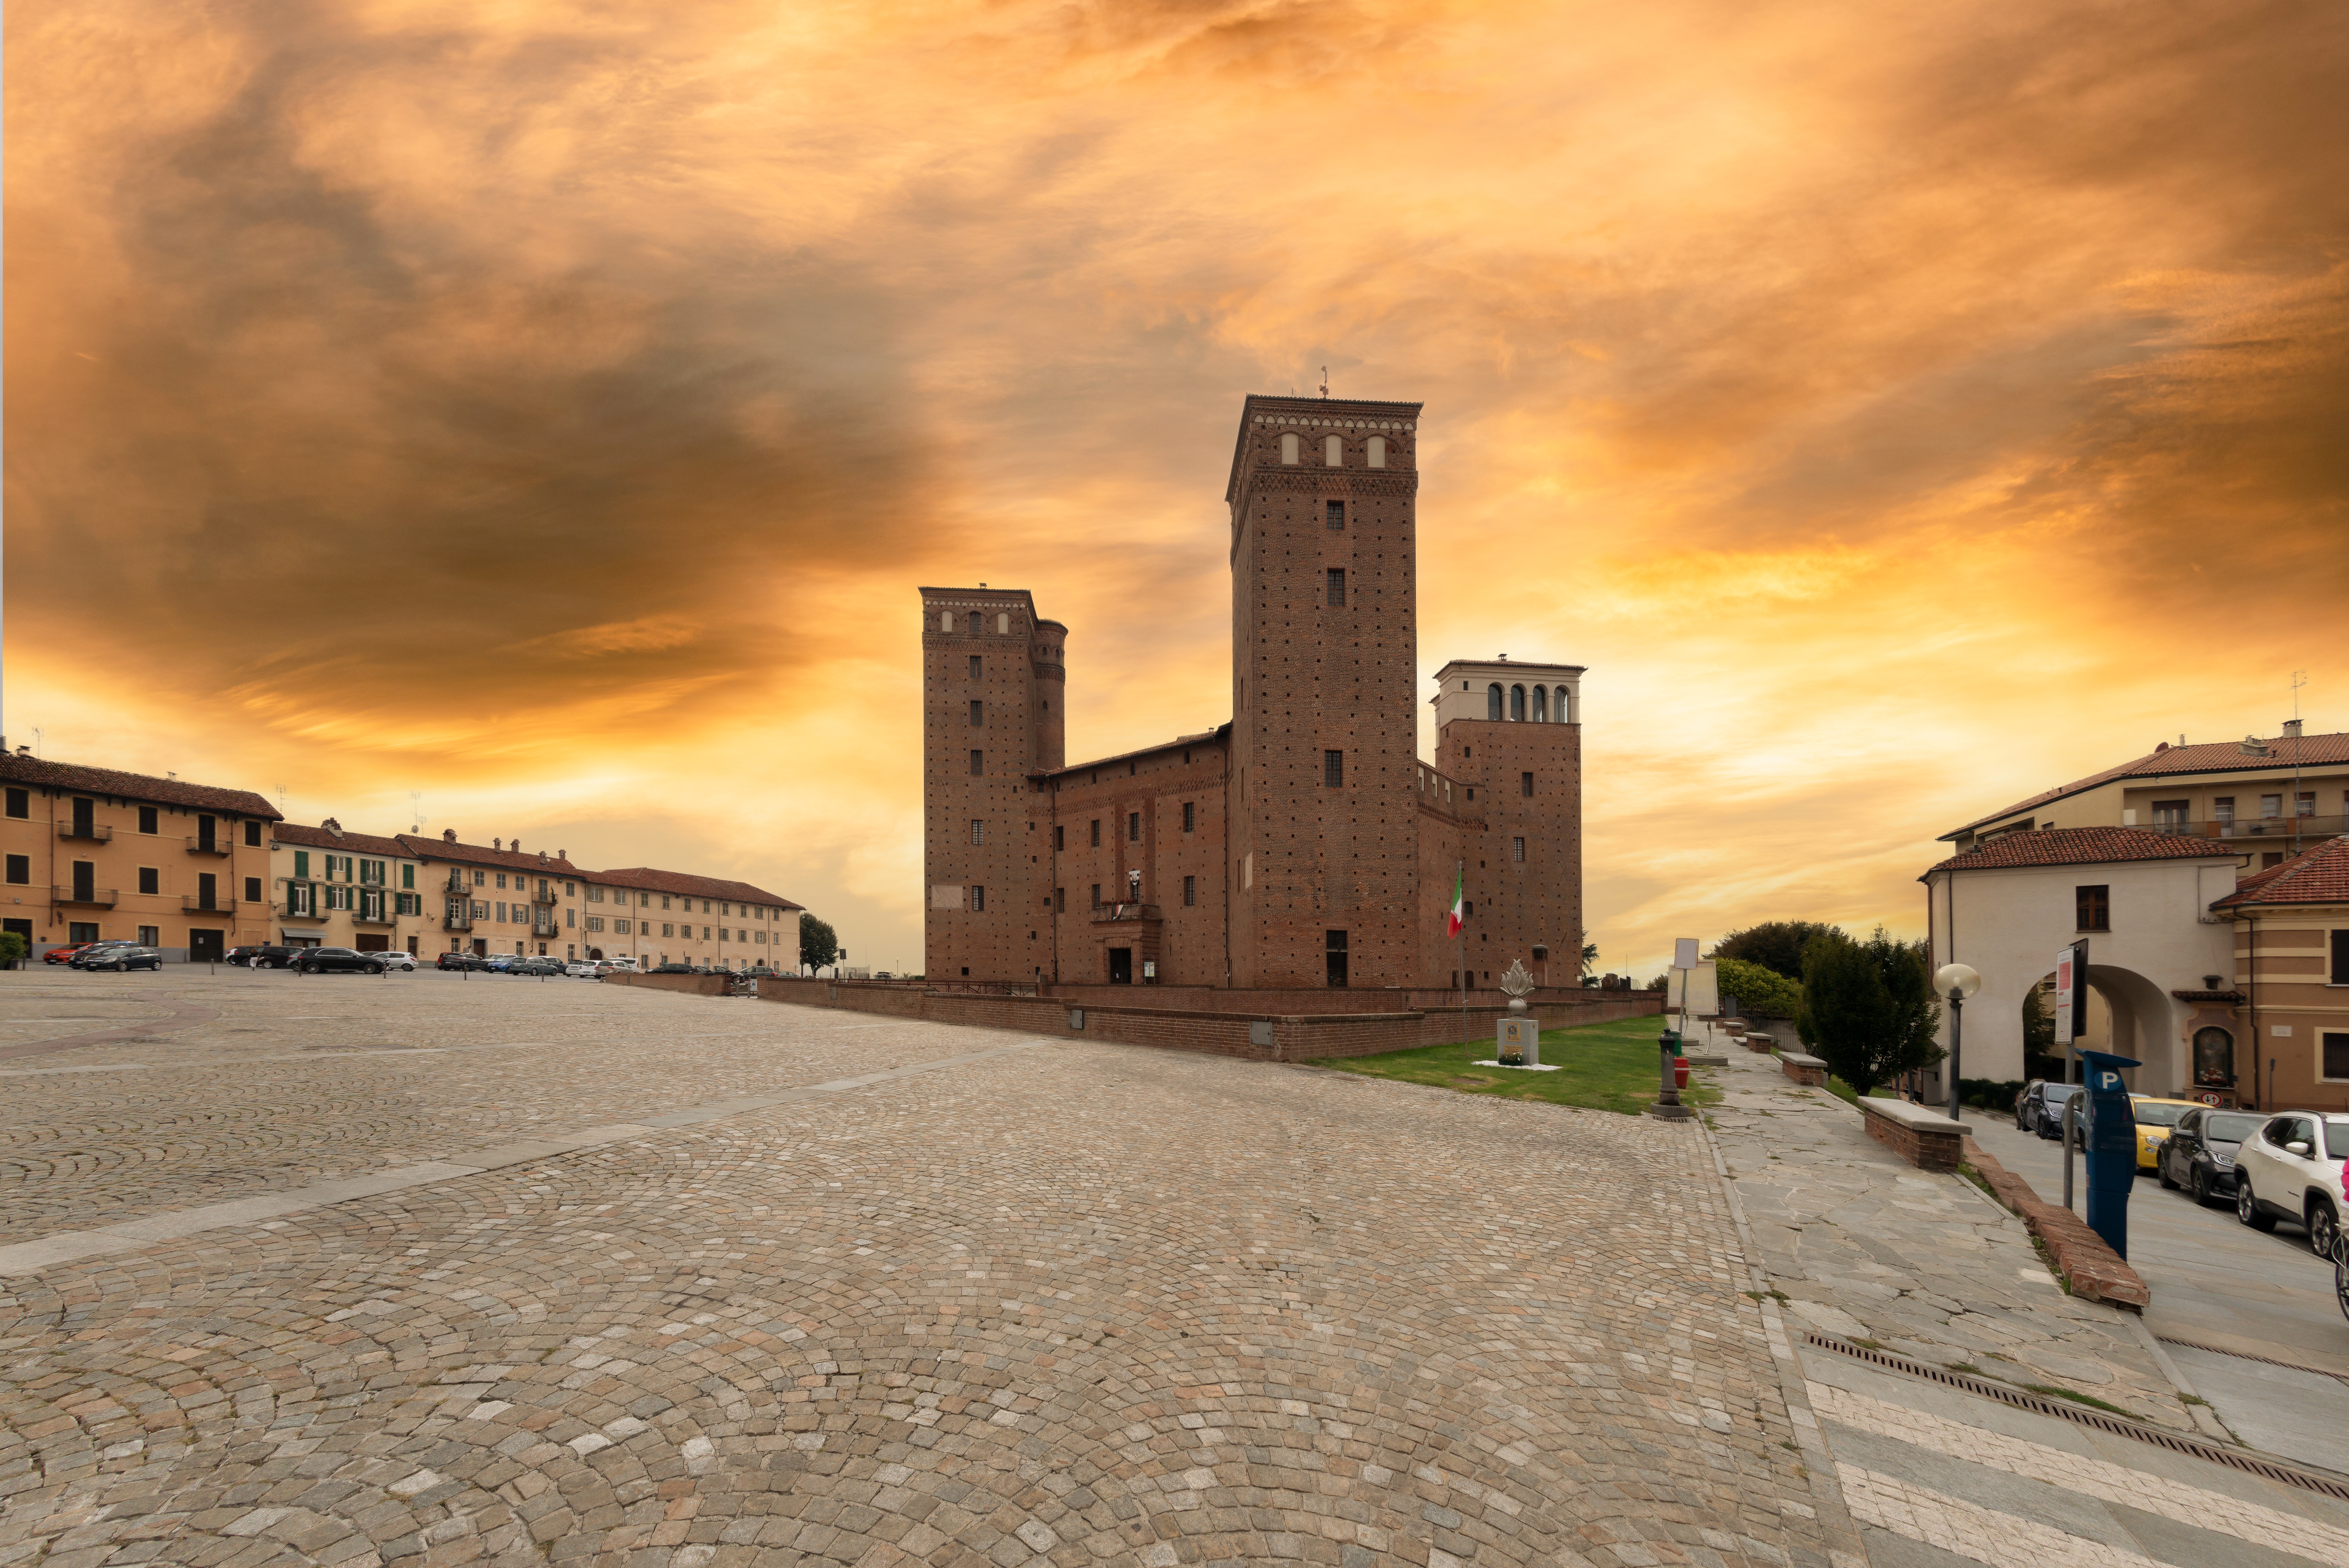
<box><xmin>6</xmin><ymin>1</ymin><xmax>2344</xmax><ymax>978</ymax></box>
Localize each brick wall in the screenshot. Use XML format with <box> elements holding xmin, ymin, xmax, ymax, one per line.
<box><xmin>754</xmin><ymin>976</ymin><xmax>1660</xmax><ymax>1061</ymax></box>
<box><xmin>1434</xmin><ymin>715</ymin><xmax>1581</xmax><ymax>990</ymax></box>
<box><xmin>1034</xmin><ymin>739</ymin><xmax>1229</xmax><ymax>985</ymax></box>
<box><xmin>1856</xmin><ymin>1099</ymin><xmax>1967</xmax><ymax>1173</ymax></box>
<box><xmin>602</xmin><ymin>971</ymin><xmax>732</xmax><ymax>997</ymax></box>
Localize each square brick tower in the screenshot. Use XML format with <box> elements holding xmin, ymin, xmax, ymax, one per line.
<box><xmin>1225</xmin><ymin>396</ymin><xmax>1425</xmax><ymax>987</ymax></box>
<box><xmin>919</xmin><ymin>589</ymin><xmax>1066</xmax><ymax>981</ymax></box>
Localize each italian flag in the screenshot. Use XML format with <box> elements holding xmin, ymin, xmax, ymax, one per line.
<box><xmin>1446</xmin><ymin>867</ymin><xmax>1465</xmax><ymax>938</ymax></box>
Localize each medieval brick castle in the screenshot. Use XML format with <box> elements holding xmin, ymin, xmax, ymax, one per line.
<box><xmin>922</xmin><ymin>395</ymin><xmax>1583</xmax><ymax>991</ymax></box>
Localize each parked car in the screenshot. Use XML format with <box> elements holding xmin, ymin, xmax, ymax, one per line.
<box><xmin>242</xmin><ymin>945</ymin><xmax>304</xmax><ymax>970</ymax></box>
<box><xmin>484</xmin><ymin>954</ymin><xmax>522</xmax><ymax>973</ymax></box>
<box><xmin>511</xmin><ymin>957</ymin><xmax>562</xmax><ymax>976</ymax></box>
<box><xmin>224</xmin><ymin>946</ymin><xmax>268</xmax><ymax>966</ymax></box>
<box><xmin>2235</xmin><ymin>1112</ymin><xmax>2349</xmax><ymax>1255</ymax></box>
<box><xmin>2156</xmin><ymin>1106</ymin><xmax>2267</xmax><ymax>1206</ymax></box>
<box><xmin>2017</xmin><ymin>1080</ymin><xmax>2083</xmax><ymax>1138</ymax></box>
<box><xmin>560</xmin><ymin>959</ymin><xmax>596</xmax><ymax>977</ymax></box>
<box><xmin>295</xmin><ymin>946</ymin><xmax>387</xmax><ymax>975</ymax></box>
<box><xmin>67</xmin><ymin>941</ymin><xmax>140</xmax><ymax>969</ymax></box>
<box><xmin>88</xmin><ymin>946</ymin><xmax>162</xmax><ymax>972</ymax></box>
<box><xmin>2127</xmin><ymin>1096</ymin><xmax>2201</xmax><ymax>1172</ymax></box>
<box><xmin>44</xmin><ymin>942</ymin><xmax>101</xmax><ymax>965</ymax></box>
<box><xmin>651</xmin><ymin>962</ymin><xmax>694</xmax><ymax>974</ymax></box>
<box><xmin>436</xmin><ymin>951</ymin><xmax>486</xmax><ymax>971</ymax></box>
<box><xmin>373</xmin><ymin>951</ymin><xmax>418</xmax><ymax>972</ymax></box>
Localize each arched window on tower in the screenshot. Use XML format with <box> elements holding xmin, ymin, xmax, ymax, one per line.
<box><xmin>1510</xmin><ymin>685</ymin><xmax>1526</xmax><ymax>721</ymax></box>
<box><xmin>1367</xmin><ymin>436</ymin><xmax>1386</xmax><ymax>468</ymax></box>
<box><xmin>940</xmin><ymin>610</ymin><xmax>954</xmax><ymax>633</ymax></box>
<box><xmin>1280</xmin><ymin>433</ymin><xmax>1299</xmax><ymax>464</ymax></box>
<box><xmin>1532</xmin><ymin>686</ymin><xmax>1547</xmax><ymax>722</ymax></box>
<box><xmin>1487</xmin><ymin>684</ymin><xmax>1504</xmax><ymax>721</ymax></box>
<box><xmin>1558</xmin><ymin>687</ymin><xmax>1575</xmax><ymax>723</ymax></box>
<box><xmin>1324</xmin><ymin>435</ymin><xmax>1343</xmax><ymax>467</ymax></box>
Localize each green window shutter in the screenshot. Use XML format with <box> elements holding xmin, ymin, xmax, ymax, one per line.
<box><xmin>403</xmin><ymin>864</ymin><xmax>414</xmax><ymax>890</ymax></box>
<box><xmin>295</xmin><ymin>851</ymin><xmax>309</xmax><ymax>879</ymax></box>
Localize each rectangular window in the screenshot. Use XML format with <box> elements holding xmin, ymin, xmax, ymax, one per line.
<box><xmin>244</xmin><ymin>820</ymin><xmax>261</xmax><ymax>846</ymax></box>
<box><xmin>970</xmin><ymin>749</ymin><xmax>984</xmax><ymax>775</ymax></box>
<box><xmin>2332</xmin><ymin>929</ymin><xmax>2349</xmax><ymax>985</ymax></box>
<box><xmin>1054</xmin><ymin>824</ymin><xmax>1065</xmax><ymax>850</ymax></box>
<box><xmin>4</xmin><ymin>855</ymin><xmax>26</xmax><ymax>884</ymax></box>
<box><xmin>2298</xmin><ymin>791</ymin><xmax>2316</xmax><ymax>818</ymax></box>
<box><xmin>397</xmin><ymin>893</ymin><xmax>419</xmax><ymax>915</ymax></box>
<box><xmin>403</xmin><ymin>864</ymin><xmax>415</xmax><ymax>889</ymax></box>
<box><xmin>2325</xmin><ymin>1033</ymin><xmax>2349</xmax><ymax>1081</ymax></box>
<box><xmin>138</xmin><ymin>806</ymin><xmax>159</xmax><ymax>834</ymax></box>
<box><xmin>2259</xmin><ymin>794</ymin><xmax>2282</xmax><ymax>818</ymax></box>
<box><xmin>615</xmin><ymin>919</ymin><xmax>631</xmax><ymax>935</ymax></box>
<box><xmin>1054</xmin><ymin>887</ymin><xmax>1066</xmax><ymax>912</ymax></box>
<box><xmin>1512</xmin><ymin>837</ymin><xmax>1525</xmax><ymax>862</ymax></box>
<box><xmin>245</xmin><ymin>877</ymin><xmax>263</xmax><ymax>903</ymax></box>
<box><xmin>662</xmin><ymin>923</ymin><xmax>675</xmax><ymax>937</ymax></box>
<box><xmin>1326</xmin><ymin>499</ymin><xmax>1344</xmax><ymax>529</ymax></box>
<box><xmin>2213</xmin><ymin>796</ymin><xmax>2236</xmax><ymax>825</ymax></box>
<box><xmin>294</xmin><ymin>850</ymin><xmax>310</xmax><ymax>879</ymax></box>
<box><xmin>972</xmin><ymin>885</ymin><xmax>986</xmax><ymax>912</ymax></box>
<box><xmin>1325</xmin><ymin>749</ymin><xmax>1344</xmax><ymax>787</ymax></box>
<box><xmin>287</xmin><ymin>883</ymin><xmax>315</xmax><ymax>918</ymax></box>
<box><xmin>971</xmin><ymin>819</ymin><xmax>986</xmax><ymax>845</ymax></box>
<box><xmin>1091</xmin><ymin>883</ymin><xmax>1102</xmax><ymax>907</ymax></box>
<box><xmin>474</xmin><ymin>870</ymin><xmax>486</xmax><ymax>886</ymax></box>
<box><xmin>1183</xmin><ymin>875</ymin><xmax>1196</xmax><ymax>907</ymax></box>
<box><xmin>969</xmin><ymin>654</ymin><xmax>982</xmax><ymax>679</ymax></box>
<box><xmin>1326</xmin><ymin>929</ymin><xmax>1348</xmax><ymax>988</ymax></box>
<box><xmin>564</xmin><ymin>906</ymin><xmax>574</xmax><ymax>927</ymax></box>
<box><xmin>1182</xmin><ymin>801</ymin><xmax>1195</xmax><ymax>832</ymax></box>
<box><xmin>1090</xmin><ymin>819</ymin><xmax>1101</xmax><ymax>847</ymax></box>
<box><xmin>1326</xmin><ymin>567</ymin><xmax>1345</xmax><ymax>607</ymax></box>
<box><xmin>970</xmin><ymin>699</ymin><xmax>984</xmax><ymax>727</ymax></box>
<box><xmin>138</xmin><ymin>925</ymin><xmax>160</xmax><ymax>946</ymax></box>
<box><xmin>2076</xmin><ymin>884</ymin><xmax>2110</xmax><ymax>932</ymax></box>
<box><xmin>3</xmin><ymin>788</ymin><xmax>25</xmax><ymax>819</ymax></box>
<box><xmin>138</xmin><ymin>867</ymin><xmax>160</xmax><ymax>894</ymax></box>
<box><xmin>1521</xmin><ymin>771</ymin><xmax>1534</xmax><ymax>797</ymax></box>
<box><xmin>1128</xmin><ymin>812</ymin><xmax>1140</xmax><ymax>842</ymax></box>
<box><xmin>495</xmin><ymin>901</ymin><xmax>507</xmax><ymax>922</ymax></box>
<box><xmin>587</xmin><ymin>916</ymin><xmax>604</xmax><ymax>932</ymax></box>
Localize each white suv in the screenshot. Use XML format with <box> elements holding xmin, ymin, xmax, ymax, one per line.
<box><xmin>2234</xmin><ymin>1111</ymin><xmax>2349</xmax><ymax>1256</ymax></box>
<box><xmin>375</xmin><ymin>951</ymin><xmax>417</xmax><ymax>972</ymax></box>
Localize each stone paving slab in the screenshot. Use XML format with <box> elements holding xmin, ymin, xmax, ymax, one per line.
<box><xmin>1</xmin><ymin>972</ymin><xmax>1839</xmax><ymax>1568</ymax></box>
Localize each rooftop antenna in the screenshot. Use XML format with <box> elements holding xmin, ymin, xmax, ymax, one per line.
<box><xmin>2290</xmin><ymin>670</ymin><xmax>2308</xmax><ymax>852</ymax></box>
<box><xmin>409</xmin><ymin>791</ymin><xmax>426</xmax><ymax>833</ymax></box>
<box><xmin>32</xmin><ymin>727</ymin><xmax>43</xmax><ymax>759</ymax></box>
<box><xmin>1319</xmin><ymin>366</ymin><xmax>1329</xmax><ymax>398</ymax></box>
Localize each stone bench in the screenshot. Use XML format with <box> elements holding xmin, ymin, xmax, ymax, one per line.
<box><xmin>1857</xmin><ymin>1095</ymin><xmax>1969</xmax><ymax>1173</ymax></box>
<box><xmin>1744</xmin><ymin>1032</ymin><xmax>1778</xmax><ymax>1054</ymax></box>
<box><xmin>1778</xmin><ymin>1051</ymin><xmax>1827</xmax><ymax>1087</ymax></box>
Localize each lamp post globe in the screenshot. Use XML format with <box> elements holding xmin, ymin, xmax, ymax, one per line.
<box><xmin>1934</xmin><ymin>964</ymin><xmax>1980</xmax><ymax>1118</ymax></box>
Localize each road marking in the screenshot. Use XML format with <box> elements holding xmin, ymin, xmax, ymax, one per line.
<box><xmin>1811</xmin><ymin>1381</ymin><xmax>2349</xmax><ymax>1564</ymax></box>
<box><xmin>1836</xmin><ymin>1464</ymin><xmax>2159</xmax><ymax>1568</ymax></box>
<box><xmin>0</xmin><ymin>1040</ymin><xmax>1050</xmax><ymax>1276</ymax></box>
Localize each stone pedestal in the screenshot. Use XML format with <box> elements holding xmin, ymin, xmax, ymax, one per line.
<box><xmin>1497</xmin><ymin>1017</ymin><xmax>1539</xmax><ymax>1066</ymax></box>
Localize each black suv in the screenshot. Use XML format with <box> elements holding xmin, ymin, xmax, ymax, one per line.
<box><xmin>239</xmin><ymin>945</ymin><xmax>305</xmax><ymax>970</ymax></box>
<box><xmin>2016</xmin><ymin>1080</ymin><xmax>2083</xmax><ymax>1138</ymax></box>
<box><xmin>2156</xmin><ymin>1105</ymin><xmax>2267</xmax><ymax>1206</ymax></box>
<box><xmin>295</xmin><ymin>947</ymin><xmax>387</xmax><ymax>975</ymax></box>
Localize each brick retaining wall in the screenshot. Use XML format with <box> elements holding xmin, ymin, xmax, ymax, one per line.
<box><xmin>1857</xmin><ymin>1098</ymin><xmax>1967</xmax><ymax>1173</ymax></box>
<box><xmin>1779</xmin><ymin>1052</ymin><xmax>1827</xmax><ymax>1087</ymax></box>
<box><xmin>751</xmin><ymin>977</ymin><xmax>1661</xmax><ymax>1061</ymax></box>
<box><xmin>1961</xmin><ymin>1136</ymin><xmax>2150</xmax><ymax>1309</ymax></box>
<box><xmin>602</xmin><ymin>972</ymin><xmax>733</xmax><ymax>998</ymax></box>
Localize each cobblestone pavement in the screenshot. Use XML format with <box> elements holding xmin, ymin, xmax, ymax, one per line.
<box><xmin>2</xmin><ymin>972</ymin><xmax>1848</xmax><ymax>1568</ymax></box>
<box><xmin>1691</xmin><ymin>1030</ymin><xmax>2349</xmax><ymax>1568</ymax></box>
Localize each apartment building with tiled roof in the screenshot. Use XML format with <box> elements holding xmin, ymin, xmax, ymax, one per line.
<box><xmin>270</xmin><ymin>821</ymin><xmax>429</xmax><ymax>953</ymax></box>
<box><xmin>576</xmin><ymin>866</ymin><xmax>801</xmax><ymax>970</ymax></box>
<box><xmin>395</xmin><ymin>831</ymin><xmax>587</xmax><ymax>960</ymax></box>
<box><xmin>2</xmin><ymin>752</ymin><xmax>280</xmax><ymax>961</ymax></box>
<box><xmin>2208</xmin><ymin>835</ymin><xmax>2349</xmax><ymax>1109</ymax></box>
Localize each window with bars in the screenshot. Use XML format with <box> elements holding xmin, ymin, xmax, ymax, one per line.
<box><xmin>1128</xmin><ymin>812</ymin><xmax>1140</xmax><ymax>842</ymax></box>
<box><xmin>1326</xmin><ymin>500</ymin><xmax>1344</xmax><ymax>529</ymax></box>
<box><xmin>1326</xmin><ymin>567</ymin><xmax>1345</xmax><ymax>607</ymax></box>
<box><xmin>970</xmin><ymin>699</ymin><xmax>984</xmax><ymax>726</ymax></box>
<box><xmin>1054</xmin><ymin>824</ymin><xmax>1065</xmax><ymax>850</ymax></box>
<box><xmin>1183</xmin><ymin>875</ymin><xmax>1196</xmax><ymax>907</ymax></box>
<box><xmin>1182</xmin><ymin>801</ymin><xmax>1195</xmax><ymax>832</ymax></box>
<box><xmin>1325</xmin><ymin>750</ymin><xmax>1344</xmax><ymax>787</ymax></box>
<box><xmin>1521</xmin><ymin>771</ymin><xmax>1534</xmax><ymax>797</ymax></box>
<box><xmin>1090</xmin><ymin>819</ymin><xmax>1101</xmax><ymax>847</ymax></box>
<box><xmin>969</xmin><ymin>749</ymin><xmax>984</xmax><ymax>775</ymax></box>
<box><xmin>1512</xmin><ymin>837</ymin><xmax>1526</xmax><ymax>862</ymax></box>
<box><xmin>969</xmin><ymin>655</ymin><xmax>982</xmax><ymax>678</ymax></box>
<box><xmin>970</xmin><ymin>820</ymin><xmax>985</xmax><ymax>845</ymax></box>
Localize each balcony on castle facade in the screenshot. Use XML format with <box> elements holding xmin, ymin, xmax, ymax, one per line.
<box><xmin>59</xmin><ymin>822</ymin><xmax>112</xmax><ymax>843</ymax></box>
<box><xmin>184</xmin><ymin>836</ymin><xmax>232</xmax><ymax>857</ymax></box>
<box><xmin>1091</xmin><ymin>902</ymin><xmax>1161</xmax><ymax>924</ymax></box>
<box><xmin>57</xmin><ymin>885</ymin><xmax>119</xmax><ymax>907</ymax></box>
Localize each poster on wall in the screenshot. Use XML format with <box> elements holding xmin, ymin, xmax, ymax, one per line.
<box><xmin>2053</xmin><ymin>940</ymin><xmax>2089</xmax><ymax>1047</ymax></box>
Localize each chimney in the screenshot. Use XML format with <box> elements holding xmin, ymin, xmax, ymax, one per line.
<box><xmin>558</xmin><ymin>849</ymin><xmax>567</xmax><ymax>860</ymax></box>
<box><xmin>323</xmin><ymin>817</ymin><xmax>343</xmax><ymax>837</ymax></box>
<box><xmin>442</xmin><ymin>828</ymin><xmax>456</xmax><ymax>843</ymax></box>
<box><xmin>2283</xmin><ymin>719</ymin><xmax>2304</xmax><ymax>740</ymax></box>
<box><xmin>493</xmin><ymin>838</ymin><xmax>502</xmax><ymax>851</ymax></box>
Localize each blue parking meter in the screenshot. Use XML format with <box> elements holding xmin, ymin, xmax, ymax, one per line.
<box><xmin>2078</xmin><ymin>1049</ymin><xmax>2140</xmax><ymax>1259</ymax></box>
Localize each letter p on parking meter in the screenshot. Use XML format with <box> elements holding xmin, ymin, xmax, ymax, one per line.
<box><xmin>2078</xmin><ymin>1048</ymin><xmax>2141</xmax><ymax>1259</ymax></box>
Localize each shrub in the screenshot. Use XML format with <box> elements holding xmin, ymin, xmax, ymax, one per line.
<box><xmin>1796</xmin><ymin>926</ymin><xmax>1944</xmax><ymax>1098</ymax></box>
<box><xmin>1957</xmin><ymin>1077</ymin><xmax>2028</xmax><ymax>1112</ymax></box>
<box><xmin>1713</xmin><ymin>956</ymin><xmax>1802</xmax><ymax>1020</ymax></box>
<box><xmin>0</xmin><ymin>931</ymin><xmax>23</xmax><ymax>969</ymax></box>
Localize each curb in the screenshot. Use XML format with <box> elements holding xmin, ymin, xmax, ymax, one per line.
<box><xmin>1962</xmin><ymin>1136</ymin><xmax>2151</xmax><ymax>1309</ymax></box>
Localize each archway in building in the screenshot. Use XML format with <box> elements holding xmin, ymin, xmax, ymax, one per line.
<box><xmin>2018</xmin><ymin>964</ymin><xmax>2186</xmax><ymax>1095</ymax></box>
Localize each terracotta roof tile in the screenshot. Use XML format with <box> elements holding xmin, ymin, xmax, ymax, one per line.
<box><xmin>393</xmin><ymin>834</ymin><xmax>582</xmax><ymax>876</ymax></box>
<box><xmin>2209</xmin><ymin>835</ymin><xmax>2349</xmax><ymax>908</ymax></box>
<box><xmin>1921</xmin><ymin>827</ymin><xmax>2243</xmax><ymax>878</ymax></box>
<box><xmin>272</xmin><ymin>822</ymin><xmax>414</xmax><ymax>858</ymax></box>
<box><xmin>588</xmin><ymin>866</ymin><xmax>800</xmax><ymax>909</ymax></box>
<box><xmin>1945</xmin><ymin>729</ymin><xmax>2349</xmax><ymax>839</ymax></box>
<box><xmin>0</xmin><ymin>754</ymin><xmax>280</xmax><ymax>819</ymax></box>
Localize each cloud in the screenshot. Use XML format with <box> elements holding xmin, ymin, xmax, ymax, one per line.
<box><xmin>6</xmin><ymin>0</ymin><xmax>2344</xmax><ymax>977</ymax></box>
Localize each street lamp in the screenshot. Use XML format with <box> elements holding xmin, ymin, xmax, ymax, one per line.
<box><xmin>1934</xmin><ymin>962</ymin><xmax>1981</xmax><ymax>1120</ymax></box>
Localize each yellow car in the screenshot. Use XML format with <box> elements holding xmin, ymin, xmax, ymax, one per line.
<box><xmin>2130</xmin><ymin>1096</ymin><xmax>2202</xmax><ymax>1172</ymax></box>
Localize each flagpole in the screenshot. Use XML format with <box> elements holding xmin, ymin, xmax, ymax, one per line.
<box><xmin>1457</xmin><ymin>859</ymin><xmax>1467</xmax><ymax>1056</ymax></box>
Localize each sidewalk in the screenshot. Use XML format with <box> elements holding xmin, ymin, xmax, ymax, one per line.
<box><xmin>1686</xmin><ymin>1027</ymin><xmax>2349</xmax><ymax>1567</ymax></box>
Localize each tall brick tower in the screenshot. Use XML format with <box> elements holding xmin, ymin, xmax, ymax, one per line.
<box><xmin>1225</xmin><ymin>396</ymin><xmax>1425</xmax><ymax>987</ymax></box>
<box><xmin>919</xmin><ymin>588</ymin><xmax>1066</xmax><ymax>981</ymax></box>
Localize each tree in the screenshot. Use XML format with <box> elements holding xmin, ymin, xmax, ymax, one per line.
<box><xmin>2022</xmin><ymin>984</ymin><xmax>2055</xmax><ymax>1056</ymax></box>
<box><xmin>1712</xmin><ymin>956</ymin><xmax>1803</xmax><ymax>1020</ymax></box>
<box><xmin>1712</xmin><ymin>921</ymin><xmax>1846</xmax><ymax>981</ymax></box>
<box><xmin>0</xmin><ymin>931</ymin><xmax>23</xmax><ymax>969</ymax></box>
<box><xmin>799</xmin><ymin>915</ymin><xmax>839</xmax><ymax>973</ymax></box>
<box><xmin>1580</xmin><ymin>940</ymin><xmax>1598</xmax><ymax>978</ymax></box>
<box><xmin>1796</xmin><ymin>926</ymin><xmax>1943</xmax><ymax>1096</ymax></box>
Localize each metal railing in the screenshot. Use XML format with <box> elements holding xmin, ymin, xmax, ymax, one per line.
<box><xmin>184</xmin><ymin>837</ymin><xmax>231</xmax><ymax>856</ymax></box>
<box><xmin>442</xmin><ymin>909</ymin><xmax>474</xmax><ymax>931</ymax></box>
<box><xmin>180</xmin><ymin>895</ymin><xmax>238</xmax><ymax>914</ymax></box>
<box><xmin>1090</xmin><ymin>902</ymin><xmax>1161</xmax><ymax>922</ymax></box>
<box><xmin>351</xmin><ymin>906</ymin><xmax>399</xmax><ymax>926</ymax></box>
<box><xmin>60</xmin><ymin>822</ymin><xmax>111</xmax><ymax>843</ymax></box>
<box><xmin>56</xmin><ymin>885</ymin><xmax>118</xmax><ymax>907</ymax></box>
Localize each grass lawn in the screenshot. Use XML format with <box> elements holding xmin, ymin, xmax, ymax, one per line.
<box><xmin>1306</xmin><ymin>1013</ymin><xmax>1720</xmax><ymax>1116</ymax></box>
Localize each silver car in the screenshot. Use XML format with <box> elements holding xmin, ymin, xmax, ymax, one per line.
<box><xmin>374</xmin><ymin>951</ymin><xmax>418</xmax><ymax>972</ymax></box>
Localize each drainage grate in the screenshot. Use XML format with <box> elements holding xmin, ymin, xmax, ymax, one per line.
<box><xmin>1801</xmin><ymin>1331</ymin><xmax>2349</xmax><ymax>1503</ymax></box>
<box><xmin>2156</xmin><ymin>1334</ymin><xmax>2349</xmax><ymax>1389</ymax></box>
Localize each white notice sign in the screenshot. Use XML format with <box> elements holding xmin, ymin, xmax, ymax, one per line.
<box><xmin>2054</xmin><ymin>945</ymin><xmax>2077</xmax><ymax>1045</ymax></box>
